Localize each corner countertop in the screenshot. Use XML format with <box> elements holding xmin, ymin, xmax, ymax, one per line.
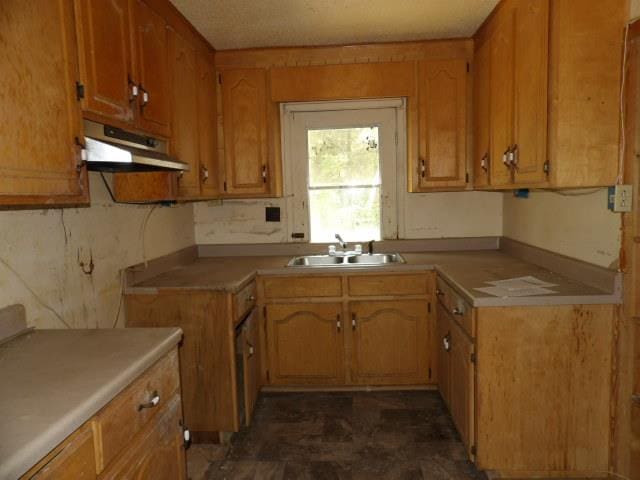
<box><xmin>126</xmin><ymin>250</ymin><xmax>620</xmax><ymax>307</ymax></box>
<box><xmin>0</xmin><ymin>327</ymin><xmax>182</xmax><ymax>480</ymax></box>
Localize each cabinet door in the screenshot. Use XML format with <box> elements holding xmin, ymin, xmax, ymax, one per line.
<box><xmin>449</xmin><ymin>320</ymin><xmax>475</xmax><ymax>458</ymax></box>
<box><xmin>266</xmin><ymin>303</ymin><xmax>344</xmax><ymax>385</ymax></box>
<box><xmin>489</xmin><ymin>4</ymin><xmax>515</xmax><ymax>187</ymax></box>
<box><xmin>75</xmin><ymin>0</ymin><xmax>135</xmax><ymax>124</ymax></box>
<box><xmin>221</xmin><ymin>68</ymin><xmax>270</xmax><ymax>196</ymax></box>
<box><xmin>197</xmin><ymin>51</ymin><xmax>220</xmax><ymax>198</ymax></box>
<box><xmin>100</xmin><ymin>395</ymin><xmax>186</xmax><ymax>480</ymax></box>
<box><xmin>350</xmin><ymin>300</ymin><xmax>429</xmax><ymax>385</ymax></box>
<box><xmin>133</xmin><ymin>0</ymin><xmax>170</xmax><ymax>137</ymax></box>
<box><xmin>473</xmin><ymin>35</ymin><xmax>492</xmax><ymax>189</ymax></box>
<box><xmin>168</xmin><ymin>28</ymin><xmax>201</xmax><ymax>198</ymax></box>
<box><xmin>0</xmin><ymin>0</ymin><xmax>87</xmax><ymax>205</ymax></box>
<box><xmin>436</xmin><ymin>303</ymin><xmax>452</xmax><ymax>408</ymax></box>
<box><xmin>512</xmin><ymin>0</ymin><xmax>549</xmax><ymax>185</ymax></box>
<box><xmin>242</xmin><ymin>310</ymin><xmax>260</xmax><ymax>426</ymax></box>
<box><xmin>416</xmin><ymin>59</ymin><xmax>467</xmax><ymax>191</ymax></box>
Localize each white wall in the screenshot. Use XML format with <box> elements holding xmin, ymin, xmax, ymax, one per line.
<box><xmin>0</xmin><ymin>173</ymin><xmax>194</xmax><ymax>329</ymax></box>
<box><xmin>194</xmin><ymin>191</ymin><xmax>503</xmax><ymax>244</ymax></box>
<box><xmin>503</xmin><ymin>189</ymin><xmax>621</xmax><ymax>268</ymax></box>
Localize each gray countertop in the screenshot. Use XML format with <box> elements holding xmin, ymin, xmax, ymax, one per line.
<box><xmin>127</xmin><ymin>250</ymin><xmax>620</xmax><ymax>307</ymax></box>
<box><xmin>0</xmin><ymin>327</ymin><xmax>182</xmax><ymax>480</ymax></box>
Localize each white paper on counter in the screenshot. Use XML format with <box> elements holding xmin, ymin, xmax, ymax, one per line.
<box><xmin>474</xmin><ymin>286</ymin><xmax>556</xmax><ymax>297</ymax></box>
<box><xmin>487</xmin><ymin>276</ymin><xmax>558</xmax><ymax>291</ymax></box>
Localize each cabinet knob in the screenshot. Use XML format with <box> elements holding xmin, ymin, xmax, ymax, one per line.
<box><xmin>140</xmin><ymin>86</ymin><xmax>149</xmax><ymax>107</ymax></box>
<box><xmin>452</xmin><ymin>307</ymin><xmax>464</xmax><ymax>316</ymax></box>
<box><xmin>246</xmin><ymin>295</ymin><xmax>255</xmax><ymax>303</ymax></box>
<box><xmin>182</xmin><ymin>423</ymin><xmax>192</xmax><ymax>449</ymax></box>
<box><xmin>480</xmin><ymin>153</ymin><xmax>489</xmax><ymax>172</ymax></box>
<box><xmin>261</xmin><ymin>165</ymin><xmax>267</xmax><ymax>183</ymax></box>
<box><xmin>138</xmin><ymin>390</ymin><xmax>160</xmax><ymax>411</ymax></box>
<box><xmin>201</xmin><ymin>166</ymin><xmax>209</xmax><ymax>182</ymax></box>
<box><xmin>420</xmin><ymin>159</ymin><xmax>426</xmax><ymax>178</ymax></box>
<box><xmin>246</xmin><ymin>341</ymin><xmax>255</xmax><ymax>357</ymax></box>
<box><xmin>336</xmin><ymin>314</ymin><xmax>341</xmax><ymax>332</ymax></box>
<box><xmin>502</xmin><ymin>147</ymin><xmax>512</xmax><ymax>166</ymax></box>
<box><xmin>511</xmin><ymin>144</ymin><xmax>519</xmax><ymax>168</ymax></box>
<box><xmin>443</xmin><ymin>333</ymin><xmax>451</xmax><ymax>352</ymax></box>
<box><xmin>351</xmin><ymin>313</ymin><xmax>357</xmax><ymax>331</ymax></box>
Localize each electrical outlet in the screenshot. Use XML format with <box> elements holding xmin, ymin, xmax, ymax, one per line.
<box><xmin>607</xmin><ymin>185</ymin><xmax>633</xmax><ymax>212</ymax></box>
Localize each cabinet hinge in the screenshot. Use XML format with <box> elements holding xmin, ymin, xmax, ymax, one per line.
<box><xmin>266</xmin><ymin>370</ymin><xmax>270</xmax><ymax>382</ymax></box>
<box><xmin>427</xmin><ymin>302</ymin><xmax>431</xmax><ymax>313</ymax></box>
<box><xmin>223</xmin><ymin>181</ymin><xmax>227</xmax><ymax>192</ymax></box>
<box><xmin>466</xmin><ymin>62</ymin><xmax>470</xmax><ymax>73</ymax></box>
<box><xmin>262</xmin><ymin>305</ymin><xmax>267</xmax><ymax>319</ymax></box>
<box><xmin>543</xmin><ymin>161</ymin><xmax>550</xmax><ymax>175</ymax></box>
<box><xmin>218</xmin><ymin>73</ymin><xmax>222</xmax><ymax>85</ymax></box>
<box><xmin>471</xmin><ymin>445</ymin><xmax>477</xmax><ymax>456</ymax></box>
<box><xmin>428</xmin><ymin>367</ymin><xmax>432</xmax><ymax>379</ymax></box>
<box><xmin>75</xmin><ymin>81</ymin><xmax>85</xmax><ymax>100</ymax></box>
<box><xmin>465</xmin><ymin>172</ymin><xmax>470</xmax><ymax>183</ymax></box>
<box><xmin>470</xmin><ymin>352</ymin><xmax>476</xmax><ymax>364</ymax></box>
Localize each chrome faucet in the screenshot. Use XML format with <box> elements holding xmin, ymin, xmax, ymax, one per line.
<box><xmin>335</xmin><ymin>233</ymin><xmax>347</xmax><ymax>249</ymax></box>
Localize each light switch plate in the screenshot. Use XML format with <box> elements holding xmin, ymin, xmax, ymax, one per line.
<box><xmin>608</xmin><ymin>185</ymin><xmax>633</xmax><ymax>212</ymax></box>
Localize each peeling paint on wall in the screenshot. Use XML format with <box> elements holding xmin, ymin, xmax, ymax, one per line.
<box><xmin>0</xmin><ymin>173</ymin><xmax>194</xmax><ymax>329</ymax></box>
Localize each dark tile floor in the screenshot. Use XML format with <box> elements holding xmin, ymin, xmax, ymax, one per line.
<box><xmin>203</xmin><ymin>390</ymin><xmax>486</xmax><ymax>480</ymax></box>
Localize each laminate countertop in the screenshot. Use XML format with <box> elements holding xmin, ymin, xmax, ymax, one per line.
<box><xmin>0</xmin><ymin>327</ymin><xmax>182</xmax><ymax>480</ymax></box>
<box><xmin>127</xmin><ymin>250</ymin><xmax>621</xmax><ymax>307</ymax></box>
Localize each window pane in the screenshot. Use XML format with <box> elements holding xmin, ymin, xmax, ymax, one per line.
<box><xmin>308</xmin><ymin>127</ymin><xmax>380</xmax><ymax>187</ymax></box>
<box><xmin>309</xmin><ymin>187</ymin><xmax>381</xmax><ymax>243</ymax></box>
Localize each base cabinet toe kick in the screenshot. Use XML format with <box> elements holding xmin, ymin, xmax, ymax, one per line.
<box><xmin>436</xmin><ymin>276</ymin><xmax>615</xmax><ymax>477</ymax></box>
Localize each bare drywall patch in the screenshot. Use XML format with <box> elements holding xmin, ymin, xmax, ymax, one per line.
<box><xmin>0</xmin><ymin>173</ymin><xmax>194</xmax><ymax>329</ymax></box>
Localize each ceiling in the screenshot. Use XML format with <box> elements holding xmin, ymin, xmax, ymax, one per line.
<box><xmin>169</xmin><ymin>0</ymin><xmax>500</xmax><ymax>50</ymax></box>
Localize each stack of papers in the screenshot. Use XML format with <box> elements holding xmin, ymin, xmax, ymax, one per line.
<box><xmin>474</xmin><ymin>276</ymin><xmax>558</xmax><ymax>297</ymax></box>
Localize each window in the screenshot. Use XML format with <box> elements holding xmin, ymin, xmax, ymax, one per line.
<box><xmin>307</xmin><ymin>127</ymin><xmax>381</xmax><ymax>242</ymax></box>
<box><xmin>284</xmin><ymin>100</ymin><xmax>403</xmax><ymax>244</ymax></box>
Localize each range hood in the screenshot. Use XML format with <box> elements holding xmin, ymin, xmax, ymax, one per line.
<box><xmin>83</xmin><ymin>120</ymin><xmax>189</xmax><ymax>172</ymax></box>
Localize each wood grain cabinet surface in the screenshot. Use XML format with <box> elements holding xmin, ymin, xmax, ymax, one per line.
<box><xmin>414</xmin><ymin>59</ymin><xmax>468</xmax><ymax>191</ymax></box>
<box><xmin>474</xmin><ymin>0</ymin><xmax>625</xmax><ymax>189</ymax></box>
<box><xmin>220</xmin><ymin>68</ymin><xmax>272</xmax><ymax>197</ymax></box>
<box><xmin>259</xmin><ymin>272</ymin><xmax>436</xmax><ymax>387</ymax></box>
<box><xmin>0</xmin><ymin>0</ymin><xmax>88</xmax><ymax>206</ymax></box>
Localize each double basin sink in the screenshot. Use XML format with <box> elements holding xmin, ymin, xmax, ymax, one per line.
<box><xmin>288</xmin><ymin>253</ymin><xmax>405</xmax><ymax>267</ymax></box>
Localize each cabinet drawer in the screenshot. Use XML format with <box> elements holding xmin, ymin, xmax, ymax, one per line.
<box><xmin>348</xmin><ymin>273</ymin><xmax>431</xmax><ymax>297</ymax></box>
<box><xmin>234</xmin><ymin>281</ymin><xmax>256</xmax><ymax>324</ymax></box>
<box><xmin>263</xmin><ymin>276</ymin><xmax>342</xmax><ymax>299</ymax></box>
<box><xmin>93</xmin><ymin>349</ymin><xmax>180</xmax><ymax>473</ymax></box>
<box><xmin>436</xmin><ymin>277</ymin><xmax>474</xmax><ymax>338</ymax></box>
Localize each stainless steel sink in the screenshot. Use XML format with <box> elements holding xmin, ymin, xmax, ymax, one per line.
<box><xmin>287</xmin><ymin>253</ymin><xmax>405</xmax><ymax>267</ymax></box>
<box><xmin>346</xmin><ymin>253</ymin><xmax>405</xmax><ymax>265</ymax></box>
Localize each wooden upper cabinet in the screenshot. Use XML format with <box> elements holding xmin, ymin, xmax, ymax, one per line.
<box><xmin>266</xmin><ymin>303</ymin><xmax>344</xmax><ymax>385</ymax></box>
<box><xmin>414</xmin><ymin>59</ymin><xmax>468</xmax><ymax>191</ymax></box>
<box><xmin>133</xmin><ymin>0</ymin><xmax>170</xmax><ymax>137</ymax></box>
<box><xmin>0</xmin><ymin>0</ymin><xmax>88</xmax><ymax>206</ymax></box>
<box><xmin>349</xmin><ymin>300</ymin><xmax>429</xmax><ymax>385</ymax></box>
<box><xmin>221</xmin><ymin>68</ymin><xmax>270</xmax><ymax>196</ymax></box>
<box><xmin>473</xmin><ymin>35</ymin><xmax>491</xmax><ymax>189</ymax></box>
<box><xmin>197</xmin><ymin>51</ymin><xmax>220</xmax><ymax>198</ymax></box>
<box><xmin>488</xmin><ymin>5</ymin><xmax>515</xmax><ymax>188</ymax></box>
<box><xmin>168</xmin><ymin>28</ymin><xmax>201</xmax><ymax>198</ymax></box>
<box><xmin>75</xmin><ymin>0</ymin><xmax>136</xmax><ymax>125</ymax></box>
<box><xmin>511</xmin><ymin>0</ymin><xmax>548</xmax><ymax>186</ymax></box>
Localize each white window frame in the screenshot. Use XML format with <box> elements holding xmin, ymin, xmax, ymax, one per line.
<box><xmin>281</xmin><ymin>98</ymin><xmax>407</xmax><ymax>243</ymax></box>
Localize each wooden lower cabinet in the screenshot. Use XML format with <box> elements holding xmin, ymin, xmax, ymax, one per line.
<box><xmin>20</xmin><ymin>348</ymin><xmax>186</xmax><ymax>480</ymax></box>
<box><xmin>448</xmin><ymin>316</ymin><xmax>474</xmax><ymax>457</ymax></box>
<box><xmin>350</xmin><ymin>300</ymin><xmax>430</xmax><ymax>385</ymax></box>
<box><xmin>99</xmin><ymin>395</ymin><xmax>185</xmax><ymax>480</ymax></box>
<box><xmin>436</xmin><ymin>303</ymin><xmax>452</xmax><ymax>410</ymax></box>
<box><xmin>266</xmin><ymin>303</ymin><xmax>344</xmax><ymax>385</ymax></box>
<box><xmin>125</xmin><ymin>285</ymin><xmax>259</xmax><ymax>436</ymax></box>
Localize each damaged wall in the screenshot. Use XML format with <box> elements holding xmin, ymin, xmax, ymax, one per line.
<box><xmin>194</xmin><ymin>191</ymin><xmax>504</xmax><ymax>244</ymax></box>
<box><xmin>502</xmin><ymin>189</ymin><xmax>621</xmax><ymax>268</ymax></box>
<box><xmin>0</xmin><ymin>173</ymin><xmax>194</xmax><ymax>329</ymax></box>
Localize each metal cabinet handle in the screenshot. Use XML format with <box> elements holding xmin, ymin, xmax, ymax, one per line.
<box><xmin>351</xmin><ymin>313</ymin><xmax>357</xmax><ymax>331</ymax></box>
<box><xmin>336</xmin><ymin>314</ymin><xmax>341</xmax><ymax>332</ymax></box>
<box><xmin>480</xmin><ymin>153</ymin><xmax>489</xmax><ymax>172</ymax></box>
<box><xmin>138</xmin><ymin>390</ymin><xmax>160</xmax><ymax>411</ymax></box>
<box><xmin>443</xmin><ymin>333</ymin><xmax>451</xmax><ymax>352</ymax></box>
<box><xmin>139</xmin><ymin>86</ymin><xmax>149</xmax><ymax>107</ymax></box>
<box><xmin>511</xmin><ymin>144</ymin><xmax>519</xmax><ymax>168</ymax></box>
<box><xmin>436</xmin><ymin>289</ymin><xmax>444</xmax><ymax>297</ymax></box>
<box><xmin>201</xmin><ymin>166</ymin><xmax>209</xmax><ymax>182</ymax></box>
<box><xmin>420</xmin><ymin>159</ymin><xmax>426</xmax><ymax>178</ymax></box>
<box><xmin>452</xmin><ymin>307</ymin><xmax>464</xmax><ymax>316</ymax></box>
<box><xmin>246</xmin><ymin>341</ymin><xmax>254</xmax><ymax>357</ymax></box>
<box><xmin>246</xmin><ymin>295</ymin><xmax>255</xmax><ymax>304</ymax></box>
<box><xmin>261</xmin><ymin>165</ymin><xmax>267</xmax><ymax>183</ymax></box>
<box><xmin>128</xmin><ymin>76</ymin><xmax>139</xmax><ymax>101</ymax></box>
<box><xmin>502</xmin><ymin>146</ymin><xmax>512</xmax><ymax>166</ymax></box>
